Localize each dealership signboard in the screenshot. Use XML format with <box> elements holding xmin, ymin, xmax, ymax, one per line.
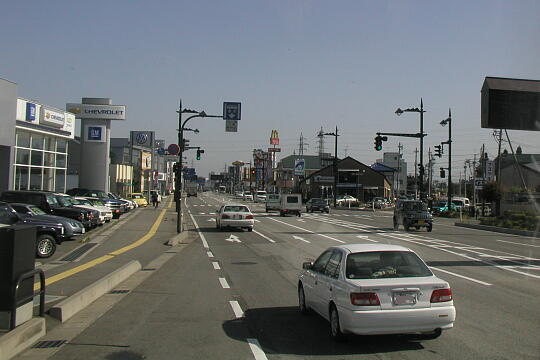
<box><xmin>85</xmin><ymin>125</ymin><xmax>106</xmax><ymax>142</ymax></box>
<box><xmin>66</xmin><ymin>103</ymin><xmax>126</xmax><ymax>120</ymax></box>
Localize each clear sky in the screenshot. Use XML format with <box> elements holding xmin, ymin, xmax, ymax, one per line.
<box><xmin>2</xmin><ymin>0</ymin><xmax>539</xmax><ymax>179</ymax></box>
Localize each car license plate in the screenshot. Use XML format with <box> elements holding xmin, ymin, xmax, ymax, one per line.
<box><xmin>233</xmin><ymin>215</ymin><xmax>240</xmax><ymax>220</ymax></box>
<box><xmin>393</xmin><ymin>292</ymin><xmax>417</xmax><ymax>305</ymax></box>
<box><xmin>418</xmin><ymin>220</ymin><xmax>425</xmax><ymax>224</ymax></box>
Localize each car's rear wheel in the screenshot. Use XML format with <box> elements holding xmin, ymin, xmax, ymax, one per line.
<box><xmin>427</xmin><ymin>224</ymin><xmax>433</xmax><ymax>232</ymax></box>
<box><xmin>248</xmin><ymin>227</ymin><xmax>253</xmax><ymax>232</ymax></box>
<box><xmin>420</xmin><ymin>328</ymin><xmax>442</xmax><ymax>340</ymax></box>
<box><xmin>329</xmin><ymin>305</ymin><xmax>345</xmax><ymax>341</ymax></box>
<box><xmin>298</xmin><ymin>284</ymin><xmax>309</xmax><ymax>314</ymax></box>
<box><xmin>36</xmin><ymin>234</ymin><xmax>56</xmax><ymax>258</ymax></box>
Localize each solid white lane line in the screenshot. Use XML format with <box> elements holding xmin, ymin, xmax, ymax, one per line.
<box><xmin>247</xmin><ymin>338</ymin><xmax>269</xmax><ymax>360</ymax></box>
<box><xmin>497</xmin><ymin>239</ymin><xmax>540</xmax><ymax>248</ymax></box>
<box><xmin>207</xmin><ymin>251</ymin><xmax>214</xmax><ymax>258</ymax></box>
<box><xmin>219</xmin><ymin>277</ymin><xmax>230</xmax><ymax>289</ymax></box>
<box><xmin>212</xmin><ymin>262</ymin><xmax>221</xmax><ymax>270</ymax></box>
<box><xmin>356</xmin><ymin>235</ymin><xmax>378</xmax><ymax>242</ymax></box>
<box><xmin>430</xmin><ymin>266</ymin><xmax>493</xmax><ymax>286</ymax></box>
<box><xmin>253</xmin><ymin>230</ymin><xmax>276</xmax><ymax>243</ymax></box>
<box><xmin>188</xmin><ymin>211</ymin><xmax>210</xmax><ymax>249</ymax></box>
<box><xmin>229</xmin><ymin>301</ymin><xmax>244</xmax><ymax>318</ymax></box>
<box><xmin>269</xmin><ymin>218</ymin><xmax>345</xmax><ymax>243</ymax></box>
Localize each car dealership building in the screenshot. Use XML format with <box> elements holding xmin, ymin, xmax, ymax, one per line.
<box><xmin>0</xmin><ymin>78</ymin><xmax>75</xmax><ymax>193</ymax></box>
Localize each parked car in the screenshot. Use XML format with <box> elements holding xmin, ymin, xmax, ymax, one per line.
<box><xmin>298</xmin><ymin>244</ymin><xmax>455</xmax><ymax>340</ymax></box>
<box><xmin>73</xmin><ymin>197</ymin><xmax>113</xmax><ymax>223</ymax></box>
<box><xmin>431</xmin><ymin>201</ymin><xmax>458</xmax><ymax>215</ymax></box>
<box><xmin>265</xmin><ymin>193</ymin><xmax>281</xmax><ymax>212</ymax></box>
<box><xmin>10</xmin><ymin>203</ymin><xmax>86</xmax><ymax>238</ymax></box>
<box><xmin>0</xmin><ymin>201</ymin><xmax>68</xmax><ymax>258</ymax></box>
<box><xmin>371</xmin><ymin>197</ymin><xmax>386</xmax><ymax>209</ymax></box>
<box><xmin>215</xmin><ymin>204</ymin><xmax>254</xmax><ymax>231</ymax></box>
<box><xmin>129</xmin><ymin>193</ymin><xmax>148</xmax><ymax>207</ymax></box>
<box><xmin>306</xmin><ymin>198</ymin><xmax>330</xmax><ymax>213</ymax></box>
<box><xmin>393</xmin><ymin>200</ymin><xmax>433</xmax><ymax>231</ymax></box>
<box><xmin>244</xmin><ymin>193</ymin><xmax>254</xmax><ymax>201</ymax></box>
<box><xmin>336</xmin><ymin>195</ymin><xmax>359</xmax><ymax>207</ymax></box>
<box><xmin>0</xmin><ymin>190</ymin><xmax>95</xmax><ymax>229</ymax></box>
<box><xmin>66</xmin><ymin>189</ymin><xmax>126</xmax><ymax>218</ymax></box>
<box><xmin>108</xmin><ymin>192</ymin><xmax>133</xmax><ymax>211</ymax></box>
<box><xmin>54</xmin><ymin>194</ymin><xmax>101</xmax><ymax>228</ymax></box>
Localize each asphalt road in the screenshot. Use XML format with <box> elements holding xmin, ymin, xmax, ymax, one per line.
<box><xmin>19</xmin><ymin>192</ymin><xmax>540</xmax><ymax>360</ymax></box>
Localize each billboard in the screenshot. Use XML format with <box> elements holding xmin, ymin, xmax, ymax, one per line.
<box><xmin>481</xmin><ymin>77</ymin><xmax>540</xmax><ymax>131</ymax></box>
<box><xmin>66</xmin><ymin>103</ymin><xmax>126</xmax><ymax>120</ymax></box>
<box><xmin>294</xmin><ymin>159</ymin><xmax>305</xmax><ymax>176</ymax></box>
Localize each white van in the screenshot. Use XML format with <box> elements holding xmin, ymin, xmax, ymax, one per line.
<box><xmin>265</xmin><ymin>194</ymin><xmax>281</xmax><ymax>212</ymax></box>
<box><xmin>451</xmin><ymin>197</ymin><xmax>470</xmax><ymax>209</ymax></box>
<box><xmin>279</xmin><ymin>194</ymin><xmax>302</xmax><ymax>217</ymax></box>
<box><xmin>255</xmin><ymin>190</ymin><xmax>267</xmax><ymax>203</ymax></box>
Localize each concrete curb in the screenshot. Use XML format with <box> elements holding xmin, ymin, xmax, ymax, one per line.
<box><xmin>0</xmin><ymin>318</ymin><xmax>45</xmax><ymax>360</ymax></box>
<box><xmin>167</xmin><ymin>231</ymin><xmax>189</xmax><ymax>246</ymax></box>
<box><xmin>49</xmin><ymin>260</ymin><xmax>142</xmax><ymax>322</ymax></box>
<box><xmin>455</xmin><ymin>222</ymin><xmax>540</xmax><ymax>238</ymax></box>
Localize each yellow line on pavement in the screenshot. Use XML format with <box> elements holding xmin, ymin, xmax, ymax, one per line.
<box><xmin>34</xmin><ymin>200</ymin><xmax>170</xmax><ymax>290</ymax></box>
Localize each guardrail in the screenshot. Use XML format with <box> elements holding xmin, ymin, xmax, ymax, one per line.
<box><xmin>10</xmin><ymin>269</ymin><xmax>45</xmax><ymax>330</ymax></box>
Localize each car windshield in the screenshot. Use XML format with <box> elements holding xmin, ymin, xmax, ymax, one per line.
<box><xmin>346</xmin><ymin>251</ymin><xmax>433</xmax><ymax>279</ymax></box>
<box><xmin>91</xmin><ymin>200</ymin><xmax>105</xmax><ymax>206</ymax></box>
<box><xmin>224</xmin><ymin>206</ymin><xmax>249</xmax><ymax>213</ymax></box>
<box><xmin>28</xmin><ymin>205</ymin><xmax>46</xmax><ymax>215</ymax></box>
<box><xmin>132</xmin><ymin>194</ymin><xmax>143</xmax><ymax>199</ymax></box>
<box><xmin>402</xmin><ymin>202</ymin><xmax>427</xmax><ymax>211</ymax></box>
<box><xmin>77</xmin><ymin>199</ymin><xmax>92</xmax><ymax>205</ymax></box>
<box><xmin>312</xmin><ymin>199</ymin><xmax>326</xmax><ymax>204</ymax></box>
<box><xmin>57</xmin><ymin>196</ymin><xmax>73</xmax><ymax>207</ymax></box>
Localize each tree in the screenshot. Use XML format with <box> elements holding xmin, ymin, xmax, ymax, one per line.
<box><xmin>481</xmin><ymin>181</ymin><xmax>502</xmax><ymax>203</ymax></box>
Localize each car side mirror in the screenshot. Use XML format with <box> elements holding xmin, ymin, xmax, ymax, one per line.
<box><xmin>302</xmin><ymin>261</ymin><xmax>313</xmax><ymax>270</ymax></box>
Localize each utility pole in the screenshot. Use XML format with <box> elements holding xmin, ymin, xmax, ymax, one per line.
<box><xmin>397</xmin><ymin>143</ymin><xmax>403</xmax><ymax>196</ymax></box>
<box><xmin>472</xmin><ymin>154</ymin><xmax>477</xmax><ymax>217</ymax></box>
<box><xmin>481</xmin><ymin>144</ymin><xmax>486</xmax><ymax>216</ymax></box>
<box><xmin>323</xmin><ymin>127</ymin><xmax>339</xmax><ymax>207</ymax></box>
<box><xmin>414</xmin><ymin>147</ymin><xmax>418</xmax><ymax>199</ymax></box>
<box><xmin>427</xmin><ymin>148</ymin><xmax>432</xmax><ymax>198</ymax></box>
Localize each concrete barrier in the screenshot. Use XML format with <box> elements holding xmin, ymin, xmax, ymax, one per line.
<box><xmin>166</xmin><ymin>231</ymin><xmax>189</xmax><ymax>246</ymax></box>
<box><xmin>0</xmin><ymin>317</ymin><xmax>45</xmax><ymax>360</ymax></box>
<box><xmin>49</xmin><ymin>260</ymin><xmax>141</xmax><ymax>322</ymax></box>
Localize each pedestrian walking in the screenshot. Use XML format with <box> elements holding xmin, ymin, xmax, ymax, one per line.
<box><xmin>151</xmin><ymin>192</ymin><xmax>159</xmax><ymax>208</ymax></box>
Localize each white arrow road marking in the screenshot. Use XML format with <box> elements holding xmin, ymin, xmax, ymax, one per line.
<box><xmin>207</xmin><ymin>218</ymin><xmax>216</xmax><ymax>222</ymax></box>
<box><xmin>293</xmin><ymin>235</ymin><xmax>311</xmax><ymax>243</ymax></box>
<box><xmin>297</xmin><ymin>219</ymin><xmax>305</xmax><ymax>223</ymax></box>
<box><xmin>225</xmin><ymin>234</ymin><xmax>242</xmax><ymax>243</ymax></box>
<box><xmin>356</xmin><ymin>235</ymin><xmax>378</xmax><ymax>242</ymax></box>
<box><xmin>199</xmin><ymin>212</ymin><xmax>206</xmax><ymax>215</ymax></box>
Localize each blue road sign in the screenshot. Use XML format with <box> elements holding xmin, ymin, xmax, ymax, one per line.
<box><xmin>223</xmin><ymin>102</ymin><xmax>241</xmax><ymax>121</ymax></box>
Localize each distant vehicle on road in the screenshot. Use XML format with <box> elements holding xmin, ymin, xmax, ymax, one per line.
<box><xmin>129</xmin><ymin>193</ymin><xmax>148</xmax><ymax>207</ymax></box>
<box><xmin>336</xmin><ymin>195</ymin><xmax>359</xmax><ymax>207</ymax></box>
<box><xmin>244</xmin><ymin>193</ymin><xmax>254</xmax><ymax>201</ymax></box>
<box><xmin>306</xmin><ymin>198</ymin><xmax>330</xmax><ymax>213</ymax></box>
<box><xmin>186</xmin><ymin>183</ymin><xmax>198</xmax><ymax>197</ymax></box>
<box><xmin>279</xmin><ymin>193</ymin><xmax>302</xmax><ymax>217</ymax></box>
<box><xmin>215</xmin><ymin>204</ymin><xmax>254</xmax><ymax>232</ymax></box>
<box><xmin>393</xmin><ymin>200</ymin><xmax>433</xmax><ymax>232</ymax></box>
<box><xmin>265</xmin><ymin>194</ymin><xmax>281</xmax><ymax>212</ymax></box>
<box><xmin>298</xmin><ymin>244</ymin><xmax>455</xmax><ymax>340</ymax></box>
<box><xmin>255</xmin><ymin>190</ymin><xmax>267</xmax><ymax>203</ymax></box>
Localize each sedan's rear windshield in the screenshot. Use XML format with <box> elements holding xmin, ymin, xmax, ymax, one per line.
<box><xmin>312</xmin><ymin>199</ymin><xmax>327</xmax><ymax>204</ymax></box>
<box><xmin>224</xmin><ymin>206</ymin><xmax>249</xmax><ymax>212</ymax></box>
<box><xmin>346</xmin><ymin>251</ymin><xmax>433</xmax><ymax>279</ymax></box>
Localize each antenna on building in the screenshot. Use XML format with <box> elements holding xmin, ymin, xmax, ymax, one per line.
<box><xmin>298</xmin><ymin>132</ymin><xmax>309</xmax><ymax>155</ymax></box>
<box><xmin>317</xmin><ymin>127</ymin><xmax>325</xmax><ymax>157</ymax></box>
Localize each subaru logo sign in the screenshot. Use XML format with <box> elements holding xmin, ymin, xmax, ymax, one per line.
<box><xmin>136</xmin><ymin>133</ymin><xmax>149</xmax><ymax>145</ymax></box>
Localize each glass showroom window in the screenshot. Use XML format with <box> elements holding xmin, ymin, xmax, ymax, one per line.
<box><xmin>13</xmin><ymin>130</ymin><xmax>68</xmax><ymax>192</ymax></box>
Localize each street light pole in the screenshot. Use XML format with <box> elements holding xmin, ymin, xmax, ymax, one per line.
<box><xmin>324</xmin><ymin>127</ymin><xmax>339</xmax><ymax>207</ymax></box>
<box><xmin>441</xmin><ymin>108</ymin><xmax>452</xmax><ymax>210</ymax></box>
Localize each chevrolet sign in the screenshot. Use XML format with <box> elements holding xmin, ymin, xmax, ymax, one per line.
<box><xmin>66</xmin><ymin>103</ymin><xmax>126</xmax><ymax>120</ymax></box>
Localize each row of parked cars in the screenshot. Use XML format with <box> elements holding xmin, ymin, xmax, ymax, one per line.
<box><xmin>0</xmin><ymin>189</ymin><xmax>143</xmax><ymax>259</ymax></box>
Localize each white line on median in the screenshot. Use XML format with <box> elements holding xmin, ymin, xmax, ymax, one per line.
<box><xmin>247</xmin><ymin>338</ymin><xmax>269</xmax><ymax>360</ymax></box>
<box><xmin>497</xmin><ymin>239</ymin><xmax>540</xmax><ymax>248</ymax></box>
<box><xmin>219</xmin><ymin>277</ymin><xmax>230</xmax><ymax>289</ymax></box>
<box><xmin>212</xmin><ymin>262</ymin><xmax>221</xmax><ymax>270</ymax></box>
<box><xmin>207</xmin><ymin>251</ymin><xmax>214</xmax><ymax>258</ymax></box>
<box><xmin>430</xmin><ymin>266</ymin><xmax>493</xmax><ymax>286</ymax></box>
<box><xmin>269</xmin><ymin>218</ymin><xmax>345</xmax><ymax>243</ymax></box>
<box><xmin>229</xmin><ymin>301</ymin><xmax>244</xmax><ymax>318</ymax></box>
<box><xmin>188</xmin><ymin>211</ymin><xmax>210</xmax><ymax>249</ymax></box>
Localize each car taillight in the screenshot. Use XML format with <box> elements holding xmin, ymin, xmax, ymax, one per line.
<box><xmin>350</xmin><ymin>292</ymin><xmax>380</xmax><ymax>306</ymax></box>
<box><xmin>246</xmin><ymin>215</ymin><xmax>254</xmax><ymax>219</ymax></box>
<box><xmin>431</xmin><ymin>288</ymin><xmax>452</xmax><ymax>303</ymax></box>
<box><xmin>222</xmin><ymin>214</ymin><xmax>230</xmax><ymax>219</ymax></box>
<box><xmin>78</xmin><ymin>214</ymin><xmax>84</xmax><ymax>221</ymax></box>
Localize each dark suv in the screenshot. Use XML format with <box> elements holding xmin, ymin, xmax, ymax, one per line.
<box><xmin>393</xmin><ymin>200</ymin><xmax>433</xmax><ymax>232</ymax></box>
<box><xmin>306</xmin><ymin>198</ymin><xmax>330</xmax><ymax>213</ymax></box>
<box><xmin>0</xmin><ymin>190</ymin><xmax>94</xmax><ymax>229</ymax></box>
<box><xmin>0</xmin><ymin>202</ymin><xmax>66</xmax><ymax>258</ymax></box>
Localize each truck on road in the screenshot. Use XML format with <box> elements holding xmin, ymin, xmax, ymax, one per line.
<box><xmin>186</xmin><ymin>183</ymin><xmax>198</xmax><ymax>197</ymax></box>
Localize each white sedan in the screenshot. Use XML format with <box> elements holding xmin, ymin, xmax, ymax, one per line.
<box><xmin>298</xmin><ymin>244</ymin><xmax>455</xmax><ymax>340</ymax></box>
<box><xmin>216</xmin><ymin>204</ymin><xmax>254</xmax><ymax>232</ymax></box>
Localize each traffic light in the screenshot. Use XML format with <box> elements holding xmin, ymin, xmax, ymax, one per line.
<box><xmin>440</xmin><ymin>168</ymin><xmax>445</xmax><ymax>178</ymax></box>
<box><xmin>434</xmin><ymin>145</ymin><xmax>442</xmax><ymax>158</ymax></box>
<box><xmin>374</xmin><ymin>135</ymin><xmax>387</xmax><ymax>151</ymax></box>
<box><xmin>196</xmin><ymin>149</ymin><xmax>204</xmax><ymax>160</ymax></box>
<box><xmin>418</xmin><ymin>164</ymin><xmax>424</xmax><ymax>174</ymax></box>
